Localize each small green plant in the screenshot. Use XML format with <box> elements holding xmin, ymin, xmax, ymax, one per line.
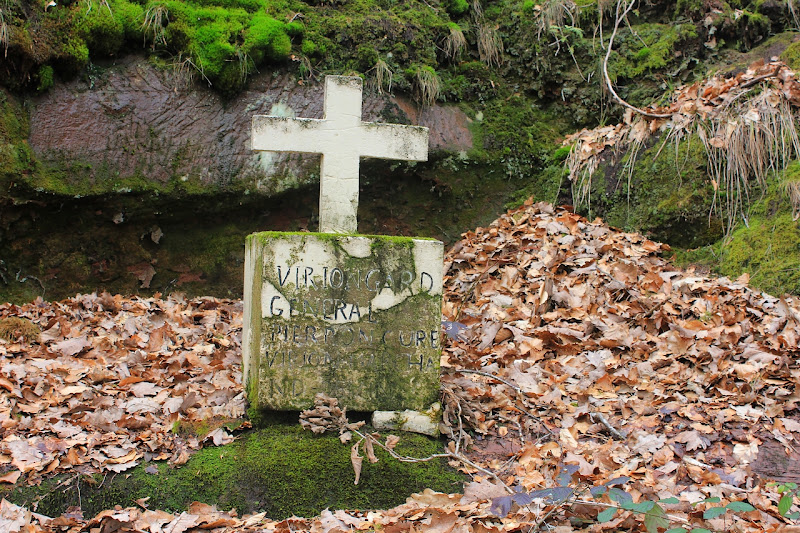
<box><xmin>552</xmin><ymin>145</ymin><xmax>572</xmax><ymax>162</ymax></box>
<box><xmin>36</xmin><ymin>65</ymin><xmax>54</xmax><ymax>92</ymax></box>
<box><xmin>522</xmin><ymin>0</ymin><xmax>536</xmax><ymax>14</ymax></box>
<box><xmin>446</xmin><ymin>0</ymin><xmax>469</xmax><ymax>16</ymax></box>
<box><xmin>491</xmin><ymin>473</ymin><xmax>760</xmax><ymax>533</ymax></box>
<box><xmin>769</xmin><ymin>482</ymin><xmax>800</xmax><ymax>519</ymax></box>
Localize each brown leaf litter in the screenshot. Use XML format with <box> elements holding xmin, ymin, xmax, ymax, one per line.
<box><xmin>1</xmin><ymin>200</ymin><xmax>799</xmax><ymax>532</ymax></box>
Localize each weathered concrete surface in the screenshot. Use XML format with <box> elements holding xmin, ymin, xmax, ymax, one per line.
<box><xmin>28</xmin><ymin>57</ymin><xmax>473</xmax><ymax>195</ymax></box>
<box><xmin>243</xmin><ymin>232</ymin><xmax>443</xmax><ymax>411</ymax></box>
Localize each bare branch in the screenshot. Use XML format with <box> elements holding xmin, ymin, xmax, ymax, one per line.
<box><xmin>602</xmin><ymin>0</ymin><xmax>672</xmax><ymax>119</ymax></box>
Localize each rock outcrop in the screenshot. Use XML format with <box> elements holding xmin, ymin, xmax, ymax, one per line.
<box><xmin>29</xmin><ymin>57</ymin><xmax>473</xmax><ymax>196</ymax></box>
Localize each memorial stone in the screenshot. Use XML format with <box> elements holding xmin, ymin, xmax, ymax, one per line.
<box><xmin>243</xmin><ymin>76</ymin><xmax>444</xmax><ymax>412</ymax></box>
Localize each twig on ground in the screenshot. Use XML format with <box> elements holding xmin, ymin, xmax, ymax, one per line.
<box><xmin>454</xmin><ymin>369</ymin><xmax>554</xmax><ymax>434</ymax></box>
<box><xmin>349</xmin><ymin>418</ymin><xmax>516</xmax><ymax>494</ymax></box>
<box><xmin>589</xmin><ymin>412</ymin><xmax>625</xmax><ymax>440</ymax></box>
<box><xmin>739</xmin><ymin>66</ymin><xmax>781</xmax><ymax>89</ymax></box>
<box><xmin>457</xmin><ymin>368</ymin><xmax>522</xmax><ymax>392</ymax></box>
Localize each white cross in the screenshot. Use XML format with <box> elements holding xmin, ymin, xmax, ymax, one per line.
<box><xmin>251</xmin><ymin>76</ymin><xmax>429</xmax><ymax>234</ymax></box>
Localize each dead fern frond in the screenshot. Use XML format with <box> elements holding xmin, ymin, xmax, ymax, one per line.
<box><xmin>143</xmin><ymin>4</ymin><xmax>168</xmax><ymax>50</ymax></box>
<box><xmin>414</xmin><ymin>66</ymin><xmax>440</xmax><ymax>107</ymax></box>
<box><xmin>367</xmin><ymin>59</ymin><xmax>393</xmax><ymax>94</ymax></box>
<box><xmin>0</xmin><ymin>317</ymin><xmax>41</xmax><ymax>343</ymax></box>
<box><xmin>444</xmin><ymin>23</ymin><xmax>467</xmax><ymax>61</ymax></box>
<box><xmin>476</xmin><ymin>22</ymin><xmax>503</xmax><ymax>67</ymax></box>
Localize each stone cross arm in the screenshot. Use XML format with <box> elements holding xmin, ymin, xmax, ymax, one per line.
<box><xmin>251</xmin><ymin>76</ymin><xmax>429</xmax><ymax>234</ymax></box>
<box><xmin>252</xmin><ymin>117</ymin><xmax>428</xmax><ymax>161</ymax></box>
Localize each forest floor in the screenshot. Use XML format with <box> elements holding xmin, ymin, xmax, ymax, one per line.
<box><xmin>0</xmin><ymin>200</ymin><xmax>799</xmax><ymax>532</ymax></box>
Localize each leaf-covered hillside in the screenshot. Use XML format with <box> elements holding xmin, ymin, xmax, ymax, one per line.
<box><xmin>0</xmin><ymin>200</ymin><xmax>799</xmax><ymax>531</ymax></box>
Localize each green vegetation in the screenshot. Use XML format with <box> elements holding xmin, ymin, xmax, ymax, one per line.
<box><xmin>586</xmin><ymin>137</ymin><xmax>720</xmax><ymax>248</ymax></box>
<box><xmin>1</xmin><ymin>0</ymin><xmax>293</xmax><ymax>94</ymax></box>
<box><xmin>2</xmin><ymin>425</ymin><xmax>465</xmax><ymax>519</ymax></box>
<box><xmin>606</xmin><ymin>23</ymin><xmax>699</xmax><ymax>82</ymax></box>
<box><xmin>677</xmin><ymin>162</ymin><xmax>800</xmax><ymax>296</ymax></box>
<box><xmin>0</xmin><ymin>316</ymin><xmax>41</xmax><ymax>342</ymax></box>
<box><xmin>2</xmin><ymin>0</ymin><xmax>800</xmax><ymax>300</ymax></box>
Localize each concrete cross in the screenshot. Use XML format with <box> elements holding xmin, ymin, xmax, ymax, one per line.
<box><xmin>251</xmin><ymin>76</ymin><xmax>429</xmax><ymax>234</ymax></box>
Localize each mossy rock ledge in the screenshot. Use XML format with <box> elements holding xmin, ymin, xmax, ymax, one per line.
<box><xmin>1</xmin><ymin>425</ymin><xmax>465</xmax><ymax>519</ymax></box>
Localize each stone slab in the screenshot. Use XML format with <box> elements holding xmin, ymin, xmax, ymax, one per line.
<box><xmin>243</xmin><ymin>232</ymin><xmax>444</xmax><ymax>411</ymax></box>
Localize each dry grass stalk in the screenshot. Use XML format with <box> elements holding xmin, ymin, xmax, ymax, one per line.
<box><xmin>535</xmin><ymin>0</ymin><xmax>577</xmax><ymax>40</ymax></box>
<box><xmin>566</xmin><ymin>56</ymin><xmax>800</xmax><ymax>235</ymax></box>
<box><xmin>476</xmin><ymin>22</ymin><xmax>503</xmax><ymax>67</ymax></box>
<box><xmin>299</xmin><ymin>54</ymin><xmax>317</xmax><ymax>83</ymax></box>
<box><xmin>471</xmin><ymin>0</ymin><xmax>483</xmax><ymax>18</ymax></box>
<box><xmin>414</xmin><ymin>67</ymin><xmax>440</xmax><ymax>107</ymax></box>
<box><xmin>237</xmin><ymin>49</ymin><xmax>252</xmax><ymax>83</ymax></box>
<box><xmin>143</xmin><ymin>4</ymin><xmax>168</xmax><ymax>49</ymax></box>
<box><xmin>783</xmin><ymin>177</ymin><xmax>800</xmax><ymax>220</ymax></box>
<box><xmin>0</xmin><ymin>9</ymin><xmax>8</xmax><ymax>59</ymax></box>
<box><xmin>171</xmin><ymin>53</ymin><xmax>211</xmax><ymax>89</ymax></box>
<box><xmin>444</xmin><ymin>24</ymin><xmax>467</xmax><ymax>61</ymax></box>
<box><xmin>82</xmin><ymin>0</ymin><xmax>113</xmax><ymax>15</ymax></box>
<box><xmin>789</xmin><ymin>0</ymin><xmax>800</xmax><ymax>30</ymax></box>
<box><xmin>566</xmin><ymin>123</ymin><xmax>620</xmax><ymax>211</ymax></box>
<box><xmin>699</xmin><ymin>94</ymin><xmax>800</xmax><ymax>234</ymax></box>
<box><xmin>367</xmin><ymin>59</ymin><xmax>393</xmax><ymax>94</ymax></box>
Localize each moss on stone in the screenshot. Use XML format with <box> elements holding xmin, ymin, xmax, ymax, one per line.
<box><xmin>0</xmin><ymin>316</ymin><xmax>41</xmax><ymax>342</ymax></box>
<box><xmin>781</xmin><ymin>40</ymin><xmax>800</xmax><ymax>70</ymax></box>
<box><xmin>246</xmin><ymin>233</ymin><xmax>441</xmax><ymax>411</ymax></box>
<box><xmin>584</xmin><ymin>135</ymin><xmax>721</xmax><ymax>248</ymax></box>
<box><xmin>607</xmin><ymin>23</ymin><xmax>699</xmax><ymax>82</ymax></box>
<box><xmin>1</xmin><ymin>425</ymin><xmax>465</xmax><ymax>519</ymax></box>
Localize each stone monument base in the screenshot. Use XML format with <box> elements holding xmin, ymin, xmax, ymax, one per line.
<box><xmin>243</xmin><ymin>232</ymin><xmax>444</xmax><ymax>412</ymax></box>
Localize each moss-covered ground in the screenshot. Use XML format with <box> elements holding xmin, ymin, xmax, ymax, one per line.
<box><xmin>1</xmin><ymin>424</ymin><xmax>465</xmax><ymax>519</ymax></box>
<box><xmin>675</xmin><ymin>163</ymin><xmax>800</xmax><ymax>296</ymax></box>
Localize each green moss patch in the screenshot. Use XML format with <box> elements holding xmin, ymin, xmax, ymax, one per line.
<box><xmin>1</xmin><ymin>0</ymin><xmax>294</xmax><ymax>94</ymax></box>
<box><xmin>2</xmin><ymin>425</ymin><xmax>465</xmax><ymax>519</ymax></box>
<box><xmin>677</xmin><ymin>162</ymin><xmax>800</xmax><ymax>296</ymax></box>
<box><xmin>581</xmin><ymin>135</ymin><xmax>721</xmax><ymax>248</ymax></box>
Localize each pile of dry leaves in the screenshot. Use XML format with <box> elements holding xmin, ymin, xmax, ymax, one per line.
<box><xmin>1</xmin><ymin>200</ymin><xmax>799</xmax><ymax>532</ymax></box>
<box><xmin>0</xmin><ymin>293</ymin><xmax>246</xmax><ymax>485</ymax></box>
